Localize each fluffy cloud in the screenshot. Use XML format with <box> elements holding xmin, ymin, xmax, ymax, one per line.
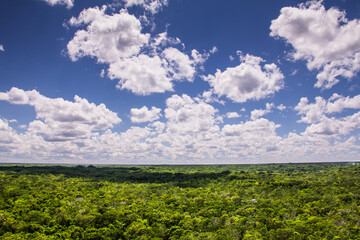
<box><xmin>226</xmin><ymin>112</ymin><xmax>240</xmax><ymax>118</ymax></box>
<box><xmin>164</xmin><ymin>94</ymin><xmax>219</xmax><ymax>134</ymax></box>
<box><xmin>108</xmin><ymin>54</ymin><xmax>173</xmax><ymax>94</ymax></box>
<box><xmin>191</xmin><ymin>46</ymin><xmax>217</xmax><ymax>66</ymax></box>
<box><xmin>200</xmin><ymin>90</ymin><xmax>225</xmax><ymax>105</ymax></box>
<box><xmin>295</xmin><ymin>94</ymin><xmax>360</xmax><ymax>123</ymax></box>
<box><xmin>222</xmin><ymin>118</ymin><xmax>279</xmax><ymax>137</ymax></box>
<box><xmin>0</xmin><ymin>44</ymin><xmax>4</xmax><ymax>52</ymax></box>
<box><xmin>303</xmin><ymin>113</ymin><xmax>360</xmax><ymax>136</ymax></box>
<box><xmin>250</xmin><ymin>103</ymin><xmax>274</xmax><ymax>120</ymax></box>
<box><xmin>107</xmin><ymin>47</ymin><xmax>202</xmax><ymax>95</ymax></box>
<box><xmin>277</xmin><ymin>104</ymin><xmax>286</xmax><ymax>111</ymax></box>
<box><xmin>162</xmin><ymin>47</ymin><xmax>196</xmax><ymax>81</ymax></box>
<box><xmin>270</xmin><ymin>1</ymin><xmax>360</xmax><ymax>89</ymax></box>
<box><xmin>124</xmin><ymin>0</ymin><xmax>168</xmax><ymax>14</ymax></box>
<box><xmin>67</xmin><ymin>6</ymin><xmax>208</xmax><ymax>95</ymax></box>
<box><xmin>43</xmin><ymin>0</ymin><xmax>73</xmax><ymax>8</ymax></box>
<box><xmin>203</xmin><ymin>54</ymin><xmax>284</xmax><ymax>103</ymax></box>
<box><xmin>221</xmin><ymin>118</ymin><xmax>282</xmax><ymax>159</ymax></box>
<box><xmin>130</xmin><ymin>106</ymin><xmax>162</xmax><ymax>123</ymax></box>
<box><xmin>295</xmin><ymin>93</ymin><xmax>360</xmax><ymax>136</ymax></box>
<box><xmin>0</xmin><ymin>87</ymin><xmax>121</xmax><ymax>141</ymax></box>
<box><xmin>1</xmin><ymin>89</ymin><xmax>359</xmax><ymax>163</ymax></box>
<box><xmin>0</xmin><ymin>119</ymin><xmax>19</xmax><ymax>146</ymax></box>
<box><xmin>0</xmin><ymin>87</ymin><xmax>30</xmax><ymax>104</ymax></box>
<box><xmin>68</xmin><ymin>7</ymin><xmax>150</xmax><ymax>63</ymax></box>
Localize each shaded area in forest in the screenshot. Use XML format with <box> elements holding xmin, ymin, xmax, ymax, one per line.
<box><xmin>0</xmin><ymin>165</ymin><xmax>232</xmax><ymax>187</ymax></box>
<box><xmin>0</xmin><ymin>162</ymin><xmax>352</xmax><ymax>187</ymax></box>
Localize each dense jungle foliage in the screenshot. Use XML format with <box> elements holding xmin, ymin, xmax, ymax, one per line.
<box><xmin>0</xmin><ymin>163</ymin><xmax>359</xmax><ymax>239</ymax></box>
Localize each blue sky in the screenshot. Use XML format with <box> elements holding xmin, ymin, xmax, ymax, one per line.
<box><xmin>0</xmin><ymin>0</ymin><xmax>360</xmax><ymax>164</ymax></box>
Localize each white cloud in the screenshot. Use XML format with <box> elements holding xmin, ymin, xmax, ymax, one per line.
<box><xmin>191</xmin><ymin>46</ymin><xmax>217</xmax><ymax>66</ymax></box>
<box><xmin>150</xmin><ymin>32</ymin><xmax>181</xmax><ymax>50</ymax></box>
<box><xmin>250</xmin><ymin>103</ymin><xmax>274</xmax><ymax>120</ymax></box>
<box><xmin>199</xmin><ymin>90</ymin><xmax>225</xmax><ymax>105</ymax></box>
<box><xmin>67</xmin><ymin>6</ymin><xmax>209</xmax><ymax>95</ymax></box>
<box><xmin>164</xmin><ymin>94</ymin><xmax>219</xmax><ymax>134</ymax></box>
<box><xmin>0</xmin><ymin>44</ymin><xmax>4</xmax><ymax>52</ymax></box>
<box><xmin>303</xmin><ymin>112</ymin><xmax>360</xmax><ymax>136</ymax></box>
<box><xmin>124</xmin><ymin>0</ymin><xmax>168</xmax><ymax>14</ymax></box>
<box><xmin>108</xmin><ymin>54</ymin><xmax>173</xmax><ymax>95</ymax></box>
<box><xmin>0</xmin><ymin>119</ymin><xmax>19</xmax><ymax>145</ymax></box>
<box><xmin>2</xmin><ymin>91</ymin><xmax>359</xmax><ymax>163</ymax></box>
<box><xmin>277</xmin><ymin>104</ymin><xmax>286</xmax><ymax>111</ymax></box>
<box><xmin>210</xmin><ymin>46</ymin><xmax>218</xmax><ymax>54</ymax></box>
<box><xmin>203</xmin><ymin>53</ymin><xmax>284</xmax><ymax>103</ymax></box>
<box><xmin>0</xmin><ymin>87</ymin><xmax>121</xmax><ymax>142</ymax></box>
<box><xmin>226</xmin><ymin>112</ymin><xmax>240</xmax><ymax>118</ymax></box>
<box><xmin>1</xmin><ymin>98</ymin><xmax>359</xmax><ymax>163</ymax></box>
<box><xmin>270</xmin><ymin>1</ymin><xmax>360</xmax><ymax>89</ymax></box>
<box><xmin>222</xmin><ymin>118</ymin><xmax>279</xmax><ymax>137</ymax></box>
<box><xmin>295</xmin><ymin>93</ymin><xmax>360</xmax><ymax>136</ymax></box>
<box><xmin>295</xmin><ymin>93</ymin><xmax>360</xmax><ymax>123</ymax></box>
<box><xmin>162</xmin><ymin>47</ymin><xmax>196</xmax><ymax>81</ymax></box>
<box><xmin>43</xmin><ymin>0</ymin><xmax>73</xmax><ymax>8</ymax></box>
<box><xmin>149</xmin><ymin>121</ymin><xmax>165</xmax><ymax>133</ymax></box>
<box><xmin>0</xmin><ymin>87</ymin><xmax>30</xmax><ymax>104</ymax></box>
<box><xmin>100</xmin><ymin>69</ymin><xmax>106</xmax><ymax>78</ymax></box>
<box><xmin>107</xmin><ymin>45</ymin><xmax>208</xmax><ymax>95</ymax></box>
<box><xmin>68</xmin><ymin>7</ymin><xmax>150</xmax><ymax>63</ymax></box>
<box><xmin>221</xmin><ymin>118</ymin><xmax>282</xmax><ymax>158</ymax></box>
<box><xmin>130</xmin><ymin>106</ymin><xmax>162</xmax><ymax>123</ymax></box>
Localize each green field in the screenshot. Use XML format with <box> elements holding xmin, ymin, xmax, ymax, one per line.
<box><xmin>0</xmin><ymin>163</ymin><xmax>359</xmax><ymax>239</ymax></box>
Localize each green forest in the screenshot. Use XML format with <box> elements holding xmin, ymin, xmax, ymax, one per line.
<box><xmin>0</xmin><ymin>163</ymin><xmax>359</xmax><ymax>239</ymax></box>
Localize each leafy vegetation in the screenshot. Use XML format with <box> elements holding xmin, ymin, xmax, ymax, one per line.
<box><xmin>0</xmin><ymin>163</ymin><xmax>359</xmax><ymax>239</ymax></box>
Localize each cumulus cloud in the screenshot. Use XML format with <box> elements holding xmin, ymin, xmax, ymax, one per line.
<box><xmin>0</xmin><ymin>87</ymin><xmax>30</xmax><ymax>104</ymax></box>
<box><xmin>67</xmin><ymin>6</ymin><xmax>209</xmax><ymax>95</ymax></box>
<box><xmin>162</xmin><ymin>47</ymin><xmax>196</xmax><ymax>81</ymax></box>
<box><xmin>130</xmin><ymin>106</ymin><xmax>161</xmax><ymax>123</ymax></box>
<box><xmin>107</xmin><ymin>46</ymin><xmax>207</xmax><ymax>94</ymax></box>
<box><xmin>43</xmin><ymin>0</ymin><xmax>73</xmax><ymax>8</ymax></box>
<box><xmin>0</xmin><ymin>102</ymin><xmax>359</xmax><ymax>163</ymax></box>
<box><xmin>107</xmin><ymin>46</ymin><xmax>209</xmax><ymax>94</ymax></box>
<box><xmin>277</xmin><ymin>104</ymin><xmax>286</xmax><ymax>111</ymax></box>
<box><xmin>108</xmin><ymin>54</ymin><xmax>173</xmax><ymax>94</ymax></box>
<box><xmin>199</xmin><ymin>90</ymin><xmax>225</xmax><ymax>105</ymax></box>
<box><xmin>203</xmin><ymin>53</ymin><xmax>284</xmax><ymax>103</ymax></box>
<box><xmin>221</xmin><ymin>118</ymin><xmax>282</xmax><ymax>158</ymax></box>
<box><xmin>295</xmin><ymin>93</ymin><xmax>360</xmax><ymax>123</ymax></box>
<box><xmin>164</xmin><ymin>94</ymin><xmax>219</xmax><ymax>134</ymax></box>
<box><xmin>303</xmin><ymin>112</ymin><xmax>360</xmax><ymax>136</ymax></box>
<box><xmin>191</xmin><ymin>46</ymin><xmax>217</xmax><ymax>66</ymax></box>
<box><xmin>226</xmin><ymin>112</ymin><xmax>240</xmax><ymax>118</ymax></box>
<box><xmin>124</xmin><ymin>0</ymin><xmax>168</xmax><ymax>14</ymax></box>
<box><xmin>0</xmin><ymin>44</ymin><xmax>4</xmax><ymax>52</ymax></box>
<box><xmin>0</xmin><ymin>87</ymin><xmax>121</xmax><ymax>141</ymax></box>
<box><xmin>0</xmin><ymin>119</ymin><xmax>19</xmax><ymax>145</ymax></box>
<box><xmin>270</xmin><ymin>0</ymin><xmax>360</xmax><ymax>89</ymax></box>
<box><xmin>150</xmin><ymin>32</ymin><xmax>181</xmax><ymax>50</ymax></box>
<box><xmin>250</xmin><ymin>103</ymin><xmax>274</xmax><ymax>120</ymax></box>
<box><xmin>2</xmin><ymin>90</ymin><xmax>359</xmax><ymax>163</ymax></box>
<box><xmin>222</xmin><ymin>118</ymin><xmax>279</xmax><ymax>137</ymax></box>
<box><xmin>68</xmin><ymin>6</ymin><xmax>150</xmax><ymax>63</ymax></box>
<box><xmin>295</xmin><ymin>93</ymin><xmax>360</xmax><ymax>136</ymax></box>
